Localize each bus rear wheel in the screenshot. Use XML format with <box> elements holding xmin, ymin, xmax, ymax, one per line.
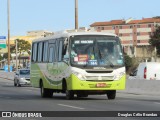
<box><xmin>106</xmin><ymin>90</ymin><xmax>116</xmax><ymax>100</ymax></box>
<box><xmin>40</xmin><ymin>81</ymin><xmax>53</xmax><ymax>98</ymax></box>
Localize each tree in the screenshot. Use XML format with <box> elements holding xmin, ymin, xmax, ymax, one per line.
<box><xmin>0</xmin><ymin>55</ymin><xmax>2</xmax><ymax>61</ymax></box>
<box><xmin>149</xmin><ymin>25</ymin><xmax>160</xmax><ymax>56</ymax></box>
<box><xmin>124</xmin><ymin>54</ymin><xmax>133</xmax><ymax>72</ymax></box>
<box><xmin>11</xmin><ymin>39</ymin><xmax>31</xmax><ymax>55</ymax></box>
<box><xmin>2</xmin><ymin>53</ymin><xmax>11</xmax><ymax>60</ymax></box>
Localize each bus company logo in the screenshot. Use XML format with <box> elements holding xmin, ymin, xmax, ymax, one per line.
<box><xmin>2</xmin><ymin>112</ymin><xmax>11</xmax><ymax>117</ymax></box>
<box><xmin>93</xmin><ymin>67</ymin><xmax>106</xmax><ymax>69</ymax></box>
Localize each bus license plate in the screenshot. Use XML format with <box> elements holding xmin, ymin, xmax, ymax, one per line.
<box><xmin>96</xmin><ymin>83</ymin><xmax>107</xmax><ymax>87</ymax></box>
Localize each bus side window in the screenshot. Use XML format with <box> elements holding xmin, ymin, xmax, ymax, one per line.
<box><xmin>49</xmin><ymin>46</ymin><xmax>55</xmax><ymax>63</ymax></box>
<box><xmin>43</xmin><ymin>41</ymin><xmax>48</xmax><ymax>62</ymax></box>
<box><xmin>32</xmin><ymin>43</ymin><xmax>37</xmax><ymax>62</ymax></box>
<box><xmin>37</xmin><ymin>42</ymin><xmax>43</xmax><ymax>62</ymax></box>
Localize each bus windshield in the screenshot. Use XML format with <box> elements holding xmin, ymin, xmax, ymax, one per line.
<box><xmin>70</xmin><ymin>35</ymin><xmax>124</xmax><ymax>67</ymax></box>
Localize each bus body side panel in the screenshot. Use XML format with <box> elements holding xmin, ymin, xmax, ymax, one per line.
<box><xmin>66</xmin><ymin>74</ymin><xmax>126</xmax><ymax>90</ymax></box>
<box><xmin>31</xmin><ymin>62</ymin><xmax>70</xmax><ymax>90</ymax></box>
<box><xmin>31</xmin><ymin>63</ymin><xmax>58</xmax><ymax>89</ymax></box>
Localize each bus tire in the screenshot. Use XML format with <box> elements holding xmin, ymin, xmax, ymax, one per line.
<box><xmin>63</xmin><ymin>80</ymin><xmax>74</xmax><ymax>100</ymax></box>
<box><xmin>66</xmin><ymin>90</ymin><xmax>74</xmax><ymax>100</ymax></box>
<box><xmin>40</xmin><ymin>81</ymin><xmax>53</xmax><ymax>98</ymax></box>
<box><xmin>106</xmin><ymin>90</ymin><xmax>116</xmax><ymax>100</ymax></box>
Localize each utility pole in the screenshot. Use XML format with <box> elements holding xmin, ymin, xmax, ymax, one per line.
<box><xmin>16</xmin><ymin>39</ymin><xmax>18</xmax><ymax>71</ymax></box>
<box><xmin>7</xmin><ymin>0</ymin><xmax>10</xmax><ymax>72</ymax></box>
<box><xmin>75</xmin><ymin>0</ymin><xmax>78</xmax><ymax>29</ymax></box>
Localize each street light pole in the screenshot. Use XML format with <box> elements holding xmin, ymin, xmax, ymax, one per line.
<box><xmin>75</xmin><ymin>0</ymin><xmax>78</xmax><ymax>29</ymax></box>
<box><xmin>7</xmin><ymin>0</ymin><xmax>10</xmax><ymax>72</ymax></box>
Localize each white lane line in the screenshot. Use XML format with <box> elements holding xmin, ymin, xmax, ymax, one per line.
<box><xmin>154</xmin><ymin>102</ymin><xmax>160</xmax><ymax>105</ymax></box>
<box><xmin>58</xmin><ymin>104</ymin><xmax>85</xmax><ymax>110</ymax></box>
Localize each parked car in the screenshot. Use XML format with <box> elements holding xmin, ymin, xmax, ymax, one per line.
<box><xmin>14</xmin><ymin>69</ymin><xmax>30</xmax><ymax>87</ymax></box>
<box><xmin>129</xmin><ymin>62</ymin><xmax>160</xmax><ymax>80</ymax></box>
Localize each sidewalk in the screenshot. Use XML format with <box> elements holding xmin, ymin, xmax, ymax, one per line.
<box><xmin>0</xmin><ymin>71</ymin><xmax>14</xmax><ymax>81</ymax></box>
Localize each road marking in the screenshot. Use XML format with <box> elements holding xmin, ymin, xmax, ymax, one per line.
<box><xmin>58</xmin><ymin>104</ymin><xmax>85</xmax><ymax>110</ymax></box>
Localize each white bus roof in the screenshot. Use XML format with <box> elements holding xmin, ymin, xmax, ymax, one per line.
<box><xmin>32</xmin><ymin>30</ymin><xmax>118</xmax><ymax>43</ymax></box>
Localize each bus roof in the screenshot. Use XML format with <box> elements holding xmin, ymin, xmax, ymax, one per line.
<box><xmin>32</xmin><ymin>30</ymin><xmax>118</xmax><ymax>43</ymax></box>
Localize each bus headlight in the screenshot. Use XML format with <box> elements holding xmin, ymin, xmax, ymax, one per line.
<box><xmin>73</xmin><ymin>72</ymin><xmax>86</xmax><ymax>80</ymax></box>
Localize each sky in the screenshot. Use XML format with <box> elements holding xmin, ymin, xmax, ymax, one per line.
<box><xmin>0</xmin><ymin>0</ymin><xmax>160</xmax><ymax>37</ymax></box>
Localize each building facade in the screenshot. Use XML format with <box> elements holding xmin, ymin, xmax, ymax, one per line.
<box><xmin>90</xmin><ymin>17</ymin><xmax>160</xmax><ymax>60</ymax></box>
<box><xmin>27</xmin><ymin>30</ymin><xmax>54</xmax><ymax>38</ymax></box>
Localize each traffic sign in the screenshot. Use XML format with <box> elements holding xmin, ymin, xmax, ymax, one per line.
<box><xmin>0</xmin><ymin>36</ymin><xmax>6</xmax><ymax>48</ymax></box>
<box><xmin>0</xmin><ymin>36</ymin><xmax>6</xmax><ymax>39</ymax></box>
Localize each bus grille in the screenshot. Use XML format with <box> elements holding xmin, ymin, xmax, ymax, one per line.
<box><xmin>85</xmin><ymin>76</ymin><xmax>114</xmax><ymax>81</ymax></box>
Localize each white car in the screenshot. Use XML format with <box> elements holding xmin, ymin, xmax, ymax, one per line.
<box><xmin>129</xmin><ymin>62</ymin><xmax>160</xmax><ymax>80</ymax></box>
<box><xmin>14</xmin><ymin>69</ymin><xmax>30</xmax><ymax>87</ymax></box>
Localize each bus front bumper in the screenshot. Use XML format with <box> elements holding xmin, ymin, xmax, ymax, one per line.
<box><xmin>66</xmin><ymin>74</ymin><xmax>126</xmax><ymax>90</ymax></box>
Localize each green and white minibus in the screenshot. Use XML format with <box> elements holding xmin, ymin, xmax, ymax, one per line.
<box><xmin>31</xmin><ymin>30</ymin><xmax>126</xmax><ymax>100</ymax></box>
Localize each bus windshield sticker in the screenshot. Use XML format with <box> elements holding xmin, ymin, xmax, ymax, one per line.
<box><xmin>88</xmin><ymin>60</ymin><xmax>98</xmax><ymax>65</ymax></box>
<box><xmin>89</xmin><ymin>54</ymin><xmax>95</xmax><ymax>60</ymax></box>
<box><xmin>74</xmin><ymin>57</ymin><xmax>78</xmax><ymax>62</ymax></box>
<box><xmin>78</xmin><ymin>54</ymin><xmax>88</xmax><ymax>61</ymax></box>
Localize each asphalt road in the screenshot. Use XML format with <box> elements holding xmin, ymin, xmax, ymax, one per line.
<box><xmin>0</xmin><ymin>77</ymin><xmax>160</xmax><ymax>120</ymax></box>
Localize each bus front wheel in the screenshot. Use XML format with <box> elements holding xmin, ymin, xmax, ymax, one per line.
<box><xmin>106</xmin><ymin>90</ymin><xmax>116</xmax><ymax>100</ymax></box>
<box><xmin>66</xmin><ymin>90</ymin><xmax>74</xmax><ymax>100</ymax></box>
<box><xmin>63</xmin><ymin>80</ymin><xmax>74</xmax><ymax>100</ymax></box>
